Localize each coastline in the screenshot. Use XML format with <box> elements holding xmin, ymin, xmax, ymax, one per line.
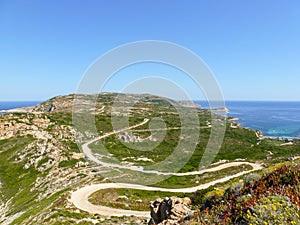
<box><xmin>203</xmin><ymin>101</ymin><xmax>300</xmax><ymax>140</ymax></box>
<box><xmin>227</xmin><ymin>116</ymin><xmax>299</xmax><ymax>140</ymax></box>
<box><xmin>0</xmin><ymin>106</ymin><xmax>34</xmax><ymax>114</ymax></box>
<box><xmin>0</xmin><ymin>101</ymin><xmax>40</xmax><ymax>115</ymax></box>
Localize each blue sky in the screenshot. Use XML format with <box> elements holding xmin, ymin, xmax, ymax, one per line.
<box><xmin>0</xmin><ymin>0</ymin><xmax>299</xmax><ymax>101</ymax></box>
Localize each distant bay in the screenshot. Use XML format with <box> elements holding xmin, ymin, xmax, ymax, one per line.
<box><xmin>195</xmin><ymin>101</ymin><xmax>300</xmax><ymax>139</ymax></box>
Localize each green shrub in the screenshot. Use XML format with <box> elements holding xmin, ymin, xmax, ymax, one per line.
<box><xmin>195</xmin><ymin>163</ymin><xmax>300</xmax><ymax>224</ymax></box>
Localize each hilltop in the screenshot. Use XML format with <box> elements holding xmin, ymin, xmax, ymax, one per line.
<box><xmin>1</xmin><ymin>93</ymin><xmax>184</xmax><ymax>114</ymax></box>
<box><xmin>0</xmin><ymin>93</ymin><xmax>299</xmax><ymax>224</ymax></box>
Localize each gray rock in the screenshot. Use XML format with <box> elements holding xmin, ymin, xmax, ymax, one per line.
<box><xmin>149</xmin><ymin>196</ymin><xmax>192</xmax><ymax>225</ymax></box>
<box><xmin>48</xmin><ymin>104</ymin><xmax>56</xmax><ymax>112</ymax></box>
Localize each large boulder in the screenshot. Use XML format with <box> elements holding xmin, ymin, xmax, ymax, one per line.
<box><xmin>148</xmin><ymin>196</ymin><xmax>192</xmax><ymax>225</ymax></box>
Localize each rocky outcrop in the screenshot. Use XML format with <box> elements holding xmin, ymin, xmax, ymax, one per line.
<box><xmin>118</xmin><ymin>132</ymin><xmax>157</xmax><ymax>143</ymax></box>
<box><xmin>0</xmin><ymin>114</ymin><xmax>52</xmax><ymax>140</ymax></box>
<box><xmin>148</xmin><ymin>197</ymin><xmax>193</xmax><ymax>225</ymax></box>
<box><xmin>48</xmin><ymin>103</ymin><xmax>56</xmax><ymax>112</ymax></box>
<box><xmin>118</xmin><ymin>132</ymin><xmax>142</xmax><ymax>143</ymax></box>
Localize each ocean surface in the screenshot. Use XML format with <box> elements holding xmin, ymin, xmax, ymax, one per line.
<box><xmin>1</xmin><ymin>101</ymin><xmax>300</xmax><ymax>139</ymax></box>
<box><xmin>196</xmin><ymin>101</ymin><xmax>300</xmax><ymax>139</ymax></box>
<box><xmin>0</xmin><ymin>101</ymin><xmax>41</xmax><ymax>113</ymax></box>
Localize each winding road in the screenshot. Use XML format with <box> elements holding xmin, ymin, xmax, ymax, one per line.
<box><xmin>70</xmin><ymin>119</ymin><xmax>263</xmax><ymax>217</ymax></box>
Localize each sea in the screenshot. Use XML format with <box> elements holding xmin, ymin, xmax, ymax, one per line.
<box><xmin>196</xmin><ymin>101</ymin><xmax>300</xmax><ymax>139</ymax></box>
<box><xmin>0</xmin><ymin>101</ymin><xmax>41</xmax><ymax>112</ymax></box>
<box><xmin>1</xmin><ymin>101</ymin><xmax>300</xmax><ymax>139</ymax></box>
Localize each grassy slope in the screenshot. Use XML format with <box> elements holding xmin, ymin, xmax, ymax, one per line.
<box><xmin>0</xmin><ymin>135</ymin><xmax>37</xmax><ymax>214</ymax></box>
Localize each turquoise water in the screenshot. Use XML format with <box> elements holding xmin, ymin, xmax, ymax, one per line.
<box><xmin>196</xmin><ymin>101</ymin><xmax>300</xmax><ymax>139</ymax></box>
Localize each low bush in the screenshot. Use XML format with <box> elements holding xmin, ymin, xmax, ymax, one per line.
<box><xmin>194</xmin><ymin>163</ymin><xmax>300</xmax><ymax>224</ymax></box>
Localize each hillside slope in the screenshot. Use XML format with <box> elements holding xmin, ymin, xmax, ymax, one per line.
<box><xmin>0</xmin><ymin>93</ymin><xmax>299</xmax><ymax>224</ymax></box>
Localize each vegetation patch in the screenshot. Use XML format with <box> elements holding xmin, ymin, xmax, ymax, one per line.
<box><xmin>153</xmin><ymin>164</ymin><xmax>253</xmax><ymax>188</ymax></box>
<box><xmin>192</xmin><ymin>162</ymin><xmax>300</xmax><ymax>224</ymax></box>
<box><xmin>88</xmin><ymin>188</ymin><xmax>188</xmax><ymax>211</ymax></box>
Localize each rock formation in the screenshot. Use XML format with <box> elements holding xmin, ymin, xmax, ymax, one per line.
<box><xmin>148</xmin><ymin>196</ymin><xmax>193</xmax><ymax>225</ymax></box>
<box><xmin>118</xmin><ymin>132</ymin><xmax>157</xmax><ymax>143</ymax></box>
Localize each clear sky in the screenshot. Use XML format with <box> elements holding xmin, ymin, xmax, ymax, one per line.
<box><xmin>0</xmin><ymin>0</ymin><xmax>299</xmax><ymax>101</ymax></box>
